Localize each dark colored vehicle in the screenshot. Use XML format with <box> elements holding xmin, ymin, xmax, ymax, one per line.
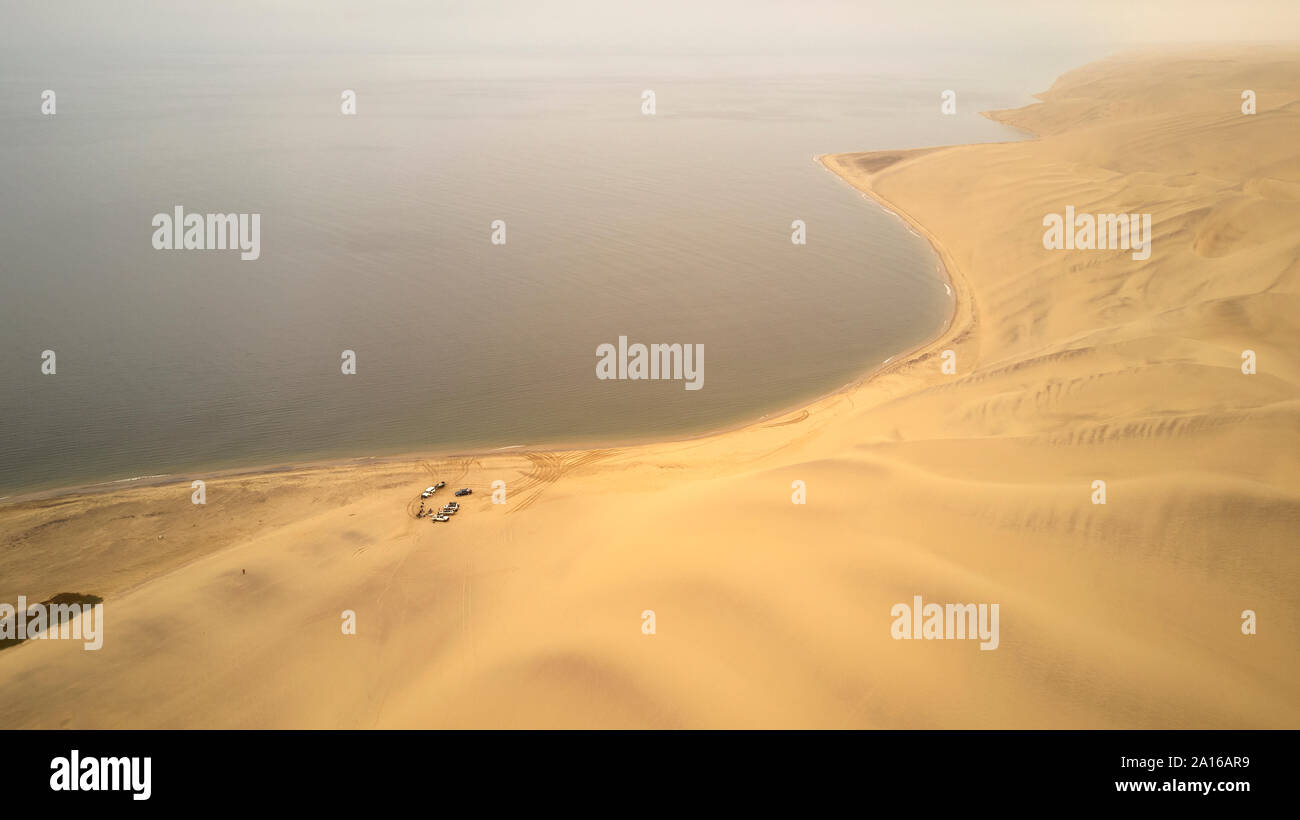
<box><xmin>434</xmin><ymin>482</ymin><xmax>446</xmax><ymax>490</ymax></box>
<box><xmin>455</xmin><ymin>488</ymin><xmax>472</xmax><ymax>497</ymax></box>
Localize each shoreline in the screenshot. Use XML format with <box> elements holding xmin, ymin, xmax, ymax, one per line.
<box><xmin>2</xmin><ymin>154</ymin><xmax>976</xmax><ymax>509</ymax></box>
<box><xmin>3</xmin><ymin>69</ymin><xmax>1066</xmax><ymax>508</ymax></box>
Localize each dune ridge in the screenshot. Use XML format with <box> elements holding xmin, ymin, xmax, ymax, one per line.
<box><xmin>1</xmin><ymin>49</ymin><xmax>1297</xmax><ymax>728</ymax></box>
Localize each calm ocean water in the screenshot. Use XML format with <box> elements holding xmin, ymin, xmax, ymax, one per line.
<box><xmin>0</xmin><ymin>51</ymin><xmax>1085</xmax><ymax>495</ymax></box>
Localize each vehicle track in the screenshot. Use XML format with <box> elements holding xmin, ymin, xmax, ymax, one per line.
<box><xmin>509</xmin><ymin>449</ymin><xmax>617</xmax><ymax>513</ymax></box>
<box><xmin>763</xmin><ymin>408</ymin><xmax>809</xmax><ymax>427</ymax></box>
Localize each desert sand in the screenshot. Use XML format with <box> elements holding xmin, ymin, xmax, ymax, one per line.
<box><xmin>1</xmin><ymin>49</ymin><xmax>1297</xmax><ymax>728</ymax></box>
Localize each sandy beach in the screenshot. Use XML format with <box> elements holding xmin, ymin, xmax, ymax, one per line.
<box><xmin>2</xmin><ymin>48</ymin><xmax>1297</xmax><ymax>728</ymax></box>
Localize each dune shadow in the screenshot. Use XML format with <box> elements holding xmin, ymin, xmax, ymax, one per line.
<box><xmin>0</xmin><ymin>592</ymin><xmax>104</xmax><ymax>653</ymax></box>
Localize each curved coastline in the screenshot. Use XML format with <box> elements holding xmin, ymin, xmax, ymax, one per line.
<box><xmin>1</xmin><ymin>149</ymin><xmax>978</xmax><ymax>506</ymax></box>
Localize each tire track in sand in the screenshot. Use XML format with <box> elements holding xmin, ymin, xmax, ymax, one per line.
<box><xmin>508</xmin><ymin>449</ymin><xmax>618</xmax><ymax>513</ymax></box>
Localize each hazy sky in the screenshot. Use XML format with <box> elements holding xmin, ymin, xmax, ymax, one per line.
<box><xmin>4</xmin><ymin>0</ymin><xmax>1299</xmax><ymax>55</ymax></box>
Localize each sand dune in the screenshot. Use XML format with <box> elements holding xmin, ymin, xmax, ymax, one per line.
<box><xmin>2</xmin><ymin>49</ymin><xmax>1297</xmax><ymax>728</ymax></box>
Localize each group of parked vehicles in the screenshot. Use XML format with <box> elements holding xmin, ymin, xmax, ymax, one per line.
<box><xmin>416</xmin><ymin>483</ymin><xmax>473</xmax><ymax>523</ymax></box>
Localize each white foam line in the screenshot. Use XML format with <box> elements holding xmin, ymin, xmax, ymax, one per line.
<box><xmin>85</xmin><ymin>473</ymin><xmax>171</xmax><ymax>488</ymax></box>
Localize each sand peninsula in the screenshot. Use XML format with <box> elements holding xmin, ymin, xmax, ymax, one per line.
<box><xmin>1</xmin><ymin>49</ymin><xmax>1297</xmax><ymax>728</ymax></box>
